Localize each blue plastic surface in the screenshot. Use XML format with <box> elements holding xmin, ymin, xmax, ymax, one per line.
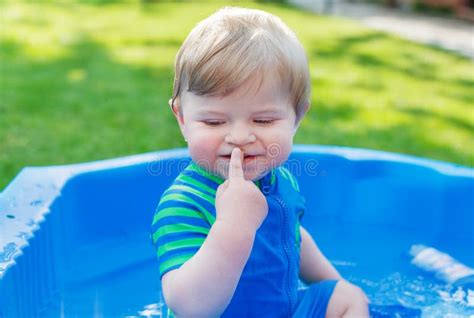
<box><xmin>0</xmin><ymin>145</ymin><xmax>473</xmax><ymax>317</ymax></box>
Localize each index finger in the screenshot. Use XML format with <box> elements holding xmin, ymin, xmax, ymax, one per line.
<box><xmin>228</xmin><ymin>148</ymin><xmax>244</xmax><ymax>180</ymax></box>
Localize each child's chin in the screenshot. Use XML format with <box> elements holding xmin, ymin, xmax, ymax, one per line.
<box><xmin>244</xmin><ymin>172</ymin><xmax>259</xmax><ymax>181</ymax></box>
<box><xmin>218</xmin><ymin>169</ymin><xmax>264</xmax><ymax>181</ymax></box>
<box><xmin>244</xmin><ymin>168</ymin><xmax>269</xmax><ymax>181</ymax></box>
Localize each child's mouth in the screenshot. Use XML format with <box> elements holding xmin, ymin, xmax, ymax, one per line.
<box><xmin>221</xmin><ymin>154</ymin><xmax>257</xmax><ymax>163</ymax></box>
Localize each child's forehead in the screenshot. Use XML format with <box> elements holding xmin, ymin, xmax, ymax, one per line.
<box><xmin>194</xmin><ymin>107</ymin><xmax>286</xmax><ymax>116</ymax></box>
<box><xmin>182</xmin><ymin>90</ymin><xmax>293</xmax><ymax>119</ymax></box>
<box><xmin>188</xmin><ymin>69</ymin><xmax>289</xmax><ymax>101</ymax></box>
<box><xmin>187</xmin><ymin>74</ymin><xmax>289</xmax><ymax>103</ymax></box>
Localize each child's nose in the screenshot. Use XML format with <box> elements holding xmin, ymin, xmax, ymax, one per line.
<box><xmin>224</xmin><ymin>124</ymin><xmax>256</xmax><ymax>145</ymax></box>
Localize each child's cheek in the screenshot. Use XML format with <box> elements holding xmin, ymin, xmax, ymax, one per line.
<box><xmin>268</xmin><ymin>143</ymin><xmax>292</xmax><ymax>169</ymax></box>
<box><xmin>266</xmin><ymin>129</ymin><xmax>294</xmax><ymax>165</ymax></box>
<box><xmin>187</xmin><ymin>131</ymin><xmax>220</xmax><ymax>165</ymax></box>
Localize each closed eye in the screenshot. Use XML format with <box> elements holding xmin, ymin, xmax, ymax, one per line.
<box><xmin>203</xmin><ymin>120</ymin><xmax>225</xmax><ymax>126</ymax></box>
<box><xmin>254</xmin><ymin>119</ymin><xmax>275</xmax><ymax>125</ymax></box>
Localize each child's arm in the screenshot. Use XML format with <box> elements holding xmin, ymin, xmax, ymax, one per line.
<box><xmin>299</xmin><ymin>226</ymin><xmax>342</xmax><ymax>284</ymax></box>
<box><xmin>299</xmin><ymin>227</ymin><xmax>370</xmax><ymax>315</ymax></box>
<box><xmin>161</xmin><ymin>148</ymin><xmax>268</xmax><ymax>317</ymax></box>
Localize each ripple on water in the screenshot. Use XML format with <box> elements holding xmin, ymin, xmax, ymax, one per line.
<box><xmin>353</xmin><ymin>273</ymin><xmax>474</xmax><ymax>317</ymax></box>
<box><xmin>137</xmin><ymin>302</ymin><xmax>165</xmax><ymax>317</ymax></box>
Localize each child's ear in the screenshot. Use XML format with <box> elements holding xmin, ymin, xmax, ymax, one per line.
<box><xmin>293</xmin><ymin>102</ymin><xmax>310</xmax><ymax>135</ymax></box>
<box><xmin>169</xmin><ymin>98</ymin><xmax>187</xmax><ymax>139</ymax></box>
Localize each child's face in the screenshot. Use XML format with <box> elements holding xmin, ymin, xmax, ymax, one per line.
<box><xmin>173</xmin><ymin>75</ymin><xmax>300</xmax><ymax>181</ymax></box>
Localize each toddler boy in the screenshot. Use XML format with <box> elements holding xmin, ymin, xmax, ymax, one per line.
<box><xmin>152</xmin><ymin>7</ymin><xmax>368</xmax><ymax>317</ymax></box>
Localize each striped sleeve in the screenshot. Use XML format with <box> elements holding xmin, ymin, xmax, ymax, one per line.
<box><xmin>151</xmin><ymin>185</ymin><xmax>214</xmax><ymax>279</ymax></box>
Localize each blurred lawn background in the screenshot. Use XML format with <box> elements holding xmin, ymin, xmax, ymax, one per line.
<box><xmin>0</xmin><ymin>0</ymin><xmax>473</xmax><ymax>190</ymax></box>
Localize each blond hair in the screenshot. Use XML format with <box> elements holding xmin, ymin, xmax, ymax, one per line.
<box><xmin>172</xmin><ymin>7</ymin><xmax>310</xmax><ymax>121</ymax></box>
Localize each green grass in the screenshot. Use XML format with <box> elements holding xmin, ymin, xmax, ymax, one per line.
<box><xmin>1</xmin><ymin>1</ymin><xmax>473</xmax><ymax>190</ymax></box>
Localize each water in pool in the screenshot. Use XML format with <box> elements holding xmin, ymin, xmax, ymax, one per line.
<box><xmin>42</xmin><ymin>267</ymin><xmax>474</xmax><ymax>317</ymax></box>
<box><xmin>18</xmin><ymin>221</ymin><xmax>471</xmax><ymax>318</ymax></box>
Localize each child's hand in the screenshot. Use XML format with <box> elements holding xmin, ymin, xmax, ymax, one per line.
<box><xmin>215</xmin><ymin>148</ymin><xmax>268</xmax><ymax>233</ymax></box>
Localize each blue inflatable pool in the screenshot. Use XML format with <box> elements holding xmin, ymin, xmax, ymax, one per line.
<box><xmin>1</xmin><ymin>145</ymin><xmax>473</xmax><ymax>317</ymax></box>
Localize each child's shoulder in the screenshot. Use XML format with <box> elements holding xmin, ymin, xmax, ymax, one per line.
<box><xmin>161</xmin><ymin>163</ymin><xmax>217</xmax><ymax>196</ymax></box>
<box><xmin>154</xmin><ymin>163</ymin><xmax>218</xmax><ymax>224</ymax></box>
<box><xmin>157</xmin><ymin>163</ymin><xmax>223</xmax><ymax>210</ymax></box>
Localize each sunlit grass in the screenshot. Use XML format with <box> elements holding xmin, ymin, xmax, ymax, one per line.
<box><xmin>0</xmin><ymin>1</ymin><xmax>473</xmax><ymax>189</ymax></box>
